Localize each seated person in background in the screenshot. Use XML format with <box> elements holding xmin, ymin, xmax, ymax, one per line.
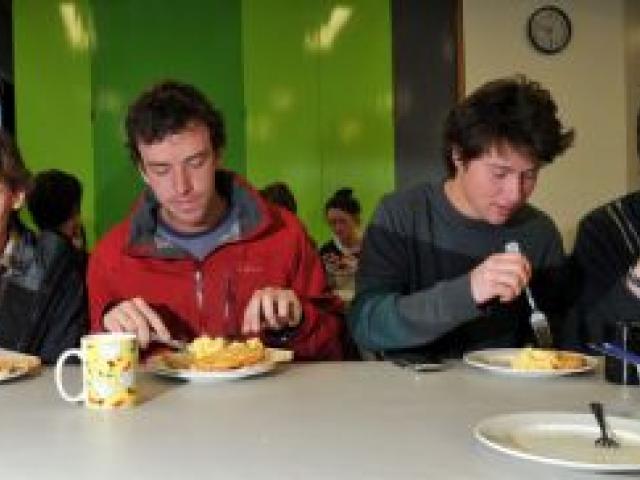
<box><xmin>260</xmin><ymin>181</ymin><xmax>297</xmax><ymax>214</ymax></box>
<box><xmin>27</xmin><ymin>169</ymin><xmax>87</xmax><ymax>253</ymax></box>
<box><xmin>320</xmin><ymin>188</ymin><xmax>362</xmax><ymax>301</ymax></box>
<box><xmin>0</xmin><ymin>132</ymin><xmax>86</xmax><ymax>363</ymax></box>
<box><xmin>563</xmin><ymin>108</ymin><xmax>640</xmax><ymax>349</ymax></box>
<box><xmin>88</xmin><ymin>81</ymin><xmax>342</xmax><ymax>360</ymax></box>
<box><xmin>348</xmin><ymin>76</ymin><xmax>574</xmax><ymax>359</ymax></box>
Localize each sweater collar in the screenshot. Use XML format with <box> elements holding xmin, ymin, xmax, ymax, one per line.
<box><xmin>126</xmin><ymin>170</ymin><xmax>271</xmax><ymax>258</ymax></box>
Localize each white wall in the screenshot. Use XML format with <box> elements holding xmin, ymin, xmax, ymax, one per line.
<box><xmin>463</xmin><ymin>0</ymin><xmax>635</xmax><ymax>247</ymax></box>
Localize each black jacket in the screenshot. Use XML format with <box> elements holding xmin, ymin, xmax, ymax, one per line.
<box><xmin>0</xmin><ymin>223</ymin><xmax>86</xmax><ymax>363</ymax></box>
<box><xmin>564</xmin><ymin>191</ymin><xmax>640</xmax><ymax>349</ymax></box>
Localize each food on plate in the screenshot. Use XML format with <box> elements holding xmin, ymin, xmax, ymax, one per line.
<box><xmin>510</xmin><ymin>347</ymin><xmax>585</xmax><ymax>371</ymax></box>
<box><xmin>0</xmin><ymin>354</ymin><xmax>41</xmax><ymax>376</ymax></box>
<box><xmin>161</xmin><ymin>336</ymin><xmax>266</xmax><ymax>371</ymax></box>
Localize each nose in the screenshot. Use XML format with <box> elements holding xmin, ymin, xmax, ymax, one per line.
<box><xmin>505</xmin><ymin>176</ymin><xmax>525</xmax><ymax>205</ymax></box>
<box><xmin>172</xmin><ymin>165</ymin><xmax>192</xmax><ymax>194</ymax></box>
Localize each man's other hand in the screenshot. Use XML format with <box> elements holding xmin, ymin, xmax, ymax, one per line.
<box><xmin>242</xmin><ymin>287</ymin><xmax>302</xmax><ymax>335</ymax></box>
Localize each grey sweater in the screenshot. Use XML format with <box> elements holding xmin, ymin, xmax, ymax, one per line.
<box><xmin>348</xmin><ymin>182</ymin><xmax>567</xmax><ymax>358</ymax></box>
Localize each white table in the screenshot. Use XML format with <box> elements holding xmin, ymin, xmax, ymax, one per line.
<box><xmin>0</xmin><ymin>361</ymin><xmax>638</xmax><ymax>479</ymax></box>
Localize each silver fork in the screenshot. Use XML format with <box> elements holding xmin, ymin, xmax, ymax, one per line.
<box><xmin>149</xmin><ymin>333</ymin><xmax>187</xmax><ymax>351</ymax></box>
<box><xmin>589</xmin><ymin>402</ymin><xmax>620</xmax><ymax>448</ymax></box>
<box><xmin>505</xmin><ymin>241</ymin><xmax>553</xmax><ymax>348</ymax></box>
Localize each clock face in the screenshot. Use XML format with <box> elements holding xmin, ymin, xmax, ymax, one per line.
<box><xmin>527</xmin><ymin>6</ymin><xmax>572</xmax><ymax>54</ymax></box>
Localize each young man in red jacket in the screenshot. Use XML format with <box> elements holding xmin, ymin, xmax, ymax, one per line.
<box><xmin>88</xmin><ymin>81</ymin><xmax>342</xmax><ymax>360</ymax></box>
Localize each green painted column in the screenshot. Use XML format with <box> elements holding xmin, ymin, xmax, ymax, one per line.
<box><xmin>13</xmin><ymin>0</ymin><xmax>95</xmax><ymax>244</ymax></box>
<box><xmin>90</xmin><ymin>0</ymin><xmax>245</xmax><ymax>238</ymax></box>
<box><xmin>243</xmin><ymin>0</ymin><xmax>394</xmax><ymax>242</ymax></box>
<box><xmin>318</xmin><ymin>0</ymin><xmax>395</xmax><ymax>243</ymax></box>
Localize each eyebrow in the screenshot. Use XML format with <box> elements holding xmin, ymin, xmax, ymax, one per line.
<box><xmin>145</xmin><ymin>148</ymin><xmax>210</xmax><ymax>167</ymax></box>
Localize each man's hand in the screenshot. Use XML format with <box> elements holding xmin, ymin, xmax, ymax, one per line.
<box><xmin>102</xmin><ymin>297</ymin><xmax>170</xmax><ymax>349</ymax></box>
<box><xmin>469</xmin><ymin>252</ymin><xmax>532</xmax><ymax>304</ymax></box>
<box><xmin>242</xmin><ymin>287</ymin><xmax>302</xmax><ymax>335</ymax></box>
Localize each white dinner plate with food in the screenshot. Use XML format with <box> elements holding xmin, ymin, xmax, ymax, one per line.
<box><xmin>148</xmin><ymin>347</ymin><xmax>292</xmax><ymax>383</ymax></box>
<box><xmin>474</xmin><ymin>412</ymin><xmax>640</xmax><ymax>472</ymax></box>
<box><xmin>463</xmin><ymin>348</ymin><xmax>597</xmax><ymax>377</ymax></box>
<box><xmin>0</xmin><ymin>351</ymin><xmax>40</xmax><ymax>383</ymax></box>
<box><xmin>148</xmin><ymin>356</ymin><xmax>277</xmax><ymax>382</ymax></box>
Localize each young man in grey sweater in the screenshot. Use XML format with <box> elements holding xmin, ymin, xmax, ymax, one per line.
<box><xmin>348</xmin><ymin>76</ymin><xmax>574</xmax><ymax>359</ymax></box>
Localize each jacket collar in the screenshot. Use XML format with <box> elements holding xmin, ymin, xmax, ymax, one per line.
<box><xmin>126</xmin><ymin>170</ymin><xmax>272</xmax><ymax>259</ymax></box>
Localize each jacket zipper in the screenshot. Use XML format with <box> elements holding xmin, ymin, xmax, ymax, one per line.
<box><xmin>194</xmin><ymin>268</ymin><xmax>204</xmax><ymax>312</ymax></box>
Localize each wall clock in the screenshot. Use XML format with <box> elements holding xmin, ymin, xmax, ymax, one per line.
<box><xmin>527</xmin><ymin>6</ymin><xmax>572</xmax><ymax>54</ymax></box>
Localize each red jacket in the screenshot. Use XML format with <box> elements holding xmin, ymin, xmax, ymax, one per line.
<box><xmin>88</xmin><ymin>171</ymin><xmax>342</xmax><ymax>360</ymax></box>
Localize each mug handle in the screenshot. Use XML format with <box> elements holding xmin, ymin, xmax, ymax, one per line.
<box><xmin>55</xmin><ymin>348</ymin><xmax>85</xmax><ymax>403</ymax></box>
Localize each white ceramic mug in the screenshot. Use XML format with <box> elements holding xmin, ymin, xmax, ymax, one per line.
<box><xmin>55</xmin><ymin>333</ymin><xmax>138</xmax><ymax>409</ymax></box>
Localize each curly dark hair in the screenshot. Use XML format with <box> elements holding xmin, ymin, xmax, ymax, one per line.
<box><xmin>325</xmin><ymin>188</ymin><xmax>361</xmax><ymax>217</ymax></box>
<box><xmin>0</xmin><ymin>130</ymin><xmax>31</xmax><ymax>191</ymax></box>
<box><xmin>443</xmin><ymin>75</ymin><xmax>574</xmax><ymax>177</ymax></box>
<box><xmin>27</xmin><ymin>169</ymin><xmax>82</xmax><ymax>231</ymax></box>
<box><xmin>125</xmin><ymin>80</ymin><xmax>226</xmax><ymax>165</ymax></box>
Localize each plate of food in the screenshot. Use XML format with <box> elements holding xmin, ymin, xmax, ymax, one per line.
<box><xmin>148</xmin><ymin>336</ymin><xmax>292</xmax><ymax>382</ymax></box>
<box><xmin>463</xmin><ymin>347</ymin><xmax>597</xmax><ymax>377</ymax></box>
<box><xmin>474</xmin><ymin>412</ymin><xmax>640</xmax><ymax>472</ymax></box>
<box><xmin>0</xmin><ymin>351</ymin><xmax>41</xmax><ymax>382</ymax></box>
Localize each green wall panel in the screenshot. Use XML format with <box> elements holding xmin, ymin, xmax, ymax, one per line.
<box><xmin>319</xmin><ymin>0</ymin><xmax>395</xmax><ymax>243</ymax></box>
<box><xmin>13</xmin><ymin>0</ymin><xmax>95</xmax><ymax>244</ymax></box>
<box><xmin>243</xmin><ymin>0</ymin><xmax>394</xmax><ymax>242</ymax></box>
<box><xmin>242</xmin><ymin>0</ymin><xmax>323</xmax><ymax>238</ymax></box>
<box><xmin>91</xmin><ymin>0</ymin><xmax>244</xmax><ymax>237</ymax></box>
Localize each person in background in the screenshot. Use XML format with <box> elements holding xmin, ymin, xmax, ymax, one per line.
<box><xmin>349</xmin><ymin>76</ymin><xmax>574</xmax><ymax>360</ymax></box>
<box><xmin>27</xmin><ymin>169</ymin><xmax>86</xmax><ymax>252</ymax></box>
<box><xmin>563</xmin><ymin>107</ymin><xmax>640</xmax><ymax>349</ymax></box>
<box><xmin>88</xmin><ymin>81</ymin><xmax>341</xmax><ymax>360</ymax></box>
<box><xmin>320</xmin><ymin>188</ymin><xmax>362</xmax><ymax>302</ymax></box>
<box><xmin>260</xmin><ymin>181</ymin><xmax>297</xmax><ymax>215</ymax></box>
<box><xmin>0</xmin><ymin>131</ymin><xmax>86</xmax><ymax>363</ymax></box>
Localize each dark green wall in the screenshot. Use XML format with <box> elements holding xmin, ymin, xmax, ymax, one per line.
<box><xmin>91</xmin><ymin>0</ymin><xmax>245</xmax><ymax>237</ymax></box>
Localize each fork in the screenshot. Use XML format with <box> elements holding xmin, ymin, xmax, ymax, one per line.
<box><xmin>504</xmin><ymin>241</ymin><xmax>553</xmax><ymax>348</ymax></box>
<box><xmin>589</xmin><ymin>402</ymin><xmax>620</xmax><ymax>448</ymax></box>
<box><xmin>150</xmin><ymin>333</ymin><xmax>187</xmax><ymax>351</ymax></box>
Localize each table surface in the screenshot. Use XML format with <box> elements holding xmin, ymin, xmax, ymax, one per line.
<box><xmin>1</xmin><ymin>360</ymin><xmax>639</xmax><ymax>479</ymax></box>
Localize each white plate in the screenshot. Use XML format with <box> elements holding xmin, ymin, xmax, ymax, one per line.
<box><xmin>148</xmin><ymin>356</ymin><xmax>277</xmax><ymax>383</ymax></box>
<box><xmin>475</xmin><ymin>412</ymin><xmax>640</xmax><ymax>472</ymax></box>
<box><xmin>463</xmin><ymin>348</ymin><xmax>597</xmax><ymax>377</ymax></box>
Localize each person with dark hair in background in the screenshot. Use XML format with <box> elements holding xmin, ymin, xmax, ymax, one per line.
<box><xmin>87</xmin><ymin>81</ymin><xmax>341</xmax><ymax>360</ymax></box>
<box><xmin>260</xmin><ymin>181</ymin><xmax>297</xmax><ymax>214</ymax></box>
<box><xmin>320</xmin><ymin>188</ymin><xmax>362</xmax><ymax>302</ymax></box>
<box><xmin>0</xmin><ymin>132</ymin><xmax>86</xmax><ymax>363</ymax></box>
<box><xmin>564</xmin><ymin>107</ymin><xmax>640</xmax><ymax>349</ymax></box>
<box><xmin>349</xmin><ymin>76</ymin><xmax>574</xmax><ymax>360</ymax></box>
<box><xmin>27</xmin><ymin>169</ymin><xmax>86</xmax><ymax>252</ymax></box>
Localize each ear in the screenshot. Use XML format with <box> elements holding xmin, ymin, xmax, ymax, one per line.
<box><xmin>212</xmin><ymin>148</ymin><xmax>222</xmax><ymax>168</ymax></box>
<box><xmin>451</xmin><ymin>146</ymin><xmax>467</xmax><ymax>174</ymax></box>
<box><xmin>11</xmin><ymin>190</ymin><xmax>25</xmax><ymax>211</ymax></box>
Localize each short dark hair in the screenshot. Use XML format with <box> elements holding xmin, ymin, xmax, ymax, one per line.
<box><xmin>260</xmin><ymin>182</ymin><xmax>297</xmax><ymax>214</ymax></box>
<box><xmin>443</xmin><ymin>75</ymin><xmax>574</xmax><ymax>177</ymax></box>
<box><xmin>0</xmin><ymin>130</ymin><xmax>31</xmax><ymax>191</ymax></box>
<box><xmin>125</xmin><ymin>80</ymin><xmax>226</xmax><ymax>165</ymax></box>
<box><xmin>325</xmin><ymin>188</ymin><xmax>361</xmax><ymax>217</ymax></box>
<box><xmin>27</xmin><ymin>169</ymin><xmax>82</xmax><ymax>231</ymax></box>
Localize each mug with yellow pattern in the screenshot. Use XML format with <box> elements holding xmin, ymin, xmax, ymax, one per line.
<box><xmin>55</xmin><ymin>333</ymin><xmax>138</xmax><ymax>409</ymax></box>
